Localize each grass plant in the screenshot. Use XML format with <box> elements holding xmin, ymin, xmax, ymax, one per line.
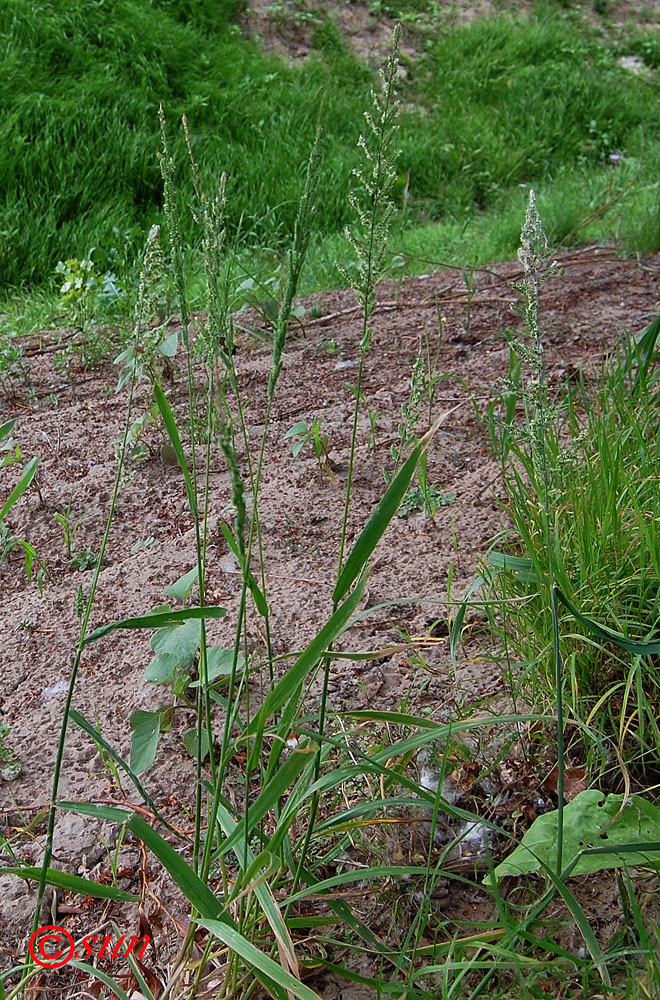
<box><xmin>5</xmin><ymin>8</ymin><xmax>660</xmax><ymax>1000</ymax></box>
<box><xmin>486</xmin><ymin>304</ymin><xmax>660</xmax><ymax>780</ymax></box>
<box><xmin>1</xmin><ymin>30</ymin><xmax>523</xmax><ymax>1000</ymax></box>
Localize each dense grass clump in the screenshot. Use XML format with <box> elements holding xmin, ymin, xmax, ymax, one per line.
<box><xmin>485</xmin><ymin>321</ymin><xmax>660</xmax><ymax>779</ymax></box>
<box><xmin>2</xmin><ymin>0</ymin><xmax>660</xmax><ymax>298</ymax></box>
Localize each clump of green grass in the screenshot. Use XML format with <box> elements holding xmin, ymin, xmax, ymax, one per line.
<box><xmin>484</xmin><ymin>248</ymin><xmax>660</xmax><ymax>779</ymax></box>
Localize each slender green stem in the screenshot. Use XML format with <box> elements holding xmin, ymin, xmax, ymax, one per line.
<box><xmin>515</xmin><ymin>189</ymin><xmax>564</xmax><ymax>874</ymax></box>
<box><xmin>287</xmin><ymin>32</ymin><xmax>402</xmax><ymax>918</ymax></box>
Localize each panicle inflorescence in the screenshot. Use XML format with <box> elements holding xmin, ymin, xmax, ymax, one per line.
<box><xmin>510</xmin><ymin>189</ymin><xmax>557</xmax><ymax>362</ymax></box>
<box><xmin>135</xmin><ymin>224</ymin><xmax>166</xmax><ymax>323</ymax></box>
<box><xmin>115</xmin><ymin>223</ymin><xmax>172</xmax><ymax>391</ymax></box>
<box><xmin>504</xmin><ymin>190</ymin><xmax>560</xmax><ymax>491</ymax></box>
<box><xmin>182</xmin><ymin>114</ymin><xmax>234</xmax><ymax>368</ymax></box>
<box><xmin>269</xmin><ymin>128</ymin><xmax>322</xmax><ymax>400</ymax></box>
<box><xmin>337</xmin><ymin>24</ymin><xmax>402</xmax><ymax>352</ymax></box>
<box><xmin>158</xmin><ymin>106</ymin><xmax>190</xmax><ymax>343</ymax></box>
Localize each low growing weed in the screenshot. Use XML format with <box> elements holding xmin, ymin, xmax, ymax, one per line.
<box><xmin>284</xmin><ymin>417</ymin><xmax>332</xmax><ymax>475</ymax></box>
<box><xmin>0</xmin><ymin>418</ymin><xmax>45</xmax><ymax>591</ymax></box>
<box><xmin>0</xmin><ymin>326</ymin><xmax>31</xmax><ymax>398</ymax></box>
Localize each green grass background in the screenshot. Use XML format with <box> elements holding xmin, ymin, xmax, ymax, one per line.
<box><xmin>2</xmin><ymin>0</ymin><xmax>660</xmax><ymax>298</ymax></box>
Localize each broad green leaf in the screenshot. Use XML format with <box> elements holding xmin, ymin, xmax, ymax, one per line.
<box><xmin>189</xmin><ymin>646</ymin><xmax>239</xmax><ymax>687</ymax></box>
<box><xmin>164</xmin><ymin>566</ymin><xmax>198</xmax><ymax>603</ymax></box>
<box><xmin>183</xmin><ymin>726</ymin><xmax>210</xmax><ymax>761</ymax></box>
<box><xmin>69</xmin><ymin>711</ymin><xmax>175</xmax><ymax>832</ymax></box>
<box><xmin>199</xmin><ymin>920</ymin><xmax>322</xmax><ymax>1000</ymax></box>
<box><xmin>151</xmin><ymin>618</ymin><xmax>201</xmax><ymax>655</ymax></box>
<box><xmin>153</xmin><ymin>382</ymin><xmax>197</xmax><ymax>516</ymax></box>
<box><xmin>207</xmin><ymin>645</ymin><xmax>238</xmax><ymax>680</ymax></box>
<box><xmin>129</xmin><ymin>710</ymin><xmax>161</xmax><ymax>774</ymax></box>
<box><xmin>556</xmin><ymin>588</ymin><xmax>660</xmax><ymax>655</ymax></box>
<box><xmin>489</xmin><ymin>790</ymin><xmax>660</xmax><ymax>882</ymax></box>
<box><xmin>158</xmin><ymin>328</ymin><xmax>179</xmax><ymax>357</ymax></box>
<box><xmin>284</xmin><ymin>421</ymin><xmax>309</xmax><ymax>439</ymax></box>
<box><xmin>146</xmin><ymin>617</ymin><xmax>202</xmax><ymax>682</ymax></box>
<box><xmin>2</xmin><ymin>866</ymin><xmax>138</xmax><ymax>902</ymax></box>
<box><xmin>83</xmin><ymin>605</ymin><xmax>225</xmax><ymax>645</ymax></box>
<box><xmin>0</xmin><ymin>455</ymin><xmax>38</xmax><ymax>522</ymax></box>
<box><xmin>144</xmin><ymin>651</ymin><xmax>183</xmax><ymax>684</ymax></box>
<box><xmin>334</xmin><ymin>444</ymin><xmax>420</xmax><ymax>605</ymax></box>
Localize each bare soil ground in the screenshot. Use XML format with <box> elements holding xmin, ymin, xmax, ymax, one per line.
<box><xmin>2</xmin><ymin>246</ymin><xmax>659</xmax><ymax>994</ymax></box>
<box><xmin>240</xmin><ymin>0</ymin><xmax>660</xmax><ymax>67</ymax></box>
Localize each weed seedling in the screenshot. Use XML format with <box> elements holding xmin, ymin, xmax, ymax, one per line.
<box><xmin>1</xmin><ymin>419</ymin><xmax>45</xmax><ymax>590</ymax></box>
<box><xmin>367</xmin><ymin>404</ymin><xmax>381</xmax><ymax>453</ymax></box>
<box><xmin>54</xmin><ymin>495</ymin><xmax>84</xmax><ymax>560</ymax></box>
<box><xmin>397</xmin><ymin>453</ymin><xmax>455</xmax><ymax>517</ymax></box>
<box><xmin>69</xmin><ymin>548</ymin><xmax>97</xmax><ymax>572</ymax></box>
<box><xmin>0</xmin><ymin>326</ymin><xmax>31</xmax><ymax>396</ymax></box>
<box><xmin>284</xmin><ymin>417</ymin><xmax>333</xmax><ymax>475</ymax></box>
<box><xmin>0</xmin><ymin>724</ymin><xmax>21</xmax><ymax>781</ymax></box>
<box><xmin>322</xmin><ymin>336</ymin><xmax>341</xmax><ymax>355</ymax></box>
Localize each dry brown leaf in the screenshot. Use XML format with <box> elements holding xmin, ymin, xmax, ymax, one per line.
<box><xmin>544</xmin><ymin>765</ymin><xmax>587</xmax><ymax>801</ymax></box>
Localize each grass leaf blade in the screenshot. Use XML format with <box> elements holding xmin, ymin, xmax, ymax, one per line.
<box><xmin>334</xmin><ymin>445</ymin><xmax>420</xmax><ymax>605</ymax></box>
<box><xmin>153</xmin><ymin>382</ymin><xmax>197</xmax><ymax>516</ymax></box>
<box><xmin>83</xmin><ymin>605</ymin><xmax>226</xmax><ymax>645</ymax></box>
<box><xmin>0</xmin><ymin>455</ymin><xmax>38</xmax><ymax>522</ymax></box>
